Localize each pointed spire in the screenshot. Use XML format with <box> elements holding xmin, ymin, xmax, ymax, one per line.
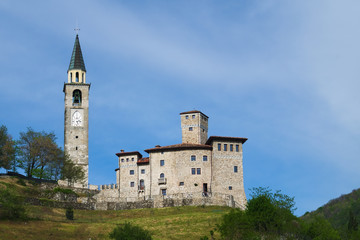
<box><xmin>68</xmin><ymin>34</ymin><xmax>86</xmax><ymax>72</ymax></box>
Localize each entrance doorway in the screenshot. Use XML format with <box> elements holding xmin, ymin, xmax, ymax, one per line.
<box><xmin>203</xmin><ymin>183</ymin><xmax>208</xmax><ymax>197</ymax></box>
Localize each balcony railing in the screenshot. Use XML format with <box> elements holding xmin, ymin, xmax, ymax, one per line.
<box><xmin>158</xmin><ymin>178</ymin><xmax>167</xmax><ymax>185</ymax></box>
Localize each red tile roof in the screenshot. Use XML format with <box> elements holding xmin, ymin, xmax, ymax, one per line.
<box><xmin>206</xmin><ymin>136</ymin><xmax>248</xmax><ymax>144</ymax></box>
<box><xmin>179</xmin><ymin>110</ymin><xmax>209</xmax><ymax>118</ymax></box>
<box><xmin>115</xmin><ymin>151</ymin><xmax>143</xmax><ymax>158</ymax></box>
<box><xmin>137</xmin><ymin>157</ymin><xmax>149</xmax><ymax>164</ymax></box>
<box><xmin>145</xmin><ymin>143</ymin><xmax>212</xmax><ymax>153</ymax></box>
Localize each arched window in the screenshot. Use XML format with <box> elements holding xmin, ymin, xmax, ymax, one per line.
<box><xmin>160</xmin><ymin>173</ymin><xmax>165</xmax><ymax>179</ymax></box>
<box><xmin>82</xmin><ymin>73</ymin><xmax>84</xmax><ymax>82</ymax></box>
<box><xmin>140</xmin><ymin>179</ymin><xmax>145</xmax><ymax>190</ymax></box>
<box><xmin>73</xmin><ymin>90</ymin><xmax>82</xmax><ymax>106</ymax></box>
<box><xmin>70</xmin><ymin>72</ymin><xmax>73</xmax><ymax>82</ymax></box>
<box><xmin>76</xmin><ymin>72</ymin><xmax>79</xmax><ymax>82</ymax></box>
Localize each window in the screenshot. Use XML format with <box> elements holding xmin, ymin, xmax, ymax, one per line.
<box><xmin>139</xmin><ymin>179</ymin><xmax>145</xmax><ymax>190</ymax></box>
<box><xmin>186</xmin><ymin>115</ymin><xmax>189</xmax><ymax>119</ymax></box>
<box><xmin>126</xmin><ymin>158</ymin><xmax>129</xmax><ymax>162</ymax></box>
<box><xmin>161</xmin><ymin>189</ymin><xmax>167</xmax><ymax>196</ymax></box>
<box><xmin>160</xmin><ymin>173</ymin><xmax>165</xmax><ymax>179</ymax></box>
<box><xmin>230</xmin><ymin>144</ymin><xmax>233</xmax><ymax>151</ymax></box>
<box><xmin>141</xmin><ymin>169</ymin><xmax>145</xmax><ymax>174</ymax></box>
<box><xmin>121</xmin><ymin>158</ymin><xmax>124</xmax><ymax>162</ymax></box>
<box><xmin>224</xmin><ymin>144</ymin><xmax>228</xmax><ymax>151</ymax></box>
<box><xmin>130</xmin><ymin>170</ymin><xmax>134</xmax><ymax>175</ymax></box>
<box><xmin>229</xmin><ymin>186</ymin><xmax>232</xmax><ymax>190</ymax></box>
<box><xmin>203</xmin><ymin>155</ymin><xmax>208</xmax><ymax>161</ymax></box>
<box><xmin>75</xmin><ymin>146</ymin><xmax>78</xmax><ymax>150</ymax></box>
<box><xmin>218</xmin><ymin>143</ymin><xmax>221</xmax><ymax>151</ymax></box>
<box><xmin>197</xmin><ymin>168</ymin><xmax>201</xmax><ymax>175</ymax></box>
<box><xmin>131</xmin><ymin>158</ymin><xmax>134</xmax><ymax>162</ymax></box>
<box><xmin>191</xmin><ymin>168</ymin><xmax>196</xmax><ymax>175</ymax></box>
<box><xmin>189</xmin><ymin>127</ymin><xmax>193</xmax><ymax>131</ymax></box>
<box><xmin>130</xmin><ymin>182</ymin><xmax>135</xmax><ymax>187</ymax></box>
<box><xmin>236</xmin><ymin>145</ymin><xmax>239</xmax><ymax>152</ymax></box>
<box><xmin>234</xmin><ymin>166</ymin><xmax>238</xmax><ymax>173</ymax></box>
<box><xmin>191</xmin><ymin>155</ymin><xmax>196</xmax><ymax>161</ymax></box>
<box><xmin>75</xmin><ymin>136</ymin><xmax>78</xmax><ymax>139</ymax></box>
<box><xmin>160</xmin><ymin>160</ymin><xmax>165</xmax><ymax>166</ymax></box>
<box><xmin>179</xmin><ymin>182</ymin><xmax>184</xmax><ymax>186</ymax></box>
<box><xmin>192</xmin><ymin>115</ymin><xmax>195</xmax><ymax>119</ymax></box>
<box><xmin>75</xmin><ymin>72</ymin><xmax>79</xmax><ymax>82</ymax></box>
<box><xmin>72</xmin><ymin>90</ymin><xmax>82</xmax><ymax>106</ymax></box>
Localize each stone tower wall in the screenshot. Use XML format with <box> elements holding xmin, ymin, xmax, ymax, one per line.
<box><xmin>64</xmin><ymin>83</ymin><xmax>90</xmax><ymax>186</ymax></box>
<box><xmin>180</xmin><ymin>112</ymin><xmax>208</xmax><ymax>144</ymax></box>
<box><xmin>211</xmin><ymin>140</ymin><xmax>246</xmax><ymax>207</ymax></box>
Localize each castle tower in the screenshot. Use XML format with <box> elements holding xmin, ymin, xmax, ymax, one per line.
<box><xmin>180</xmin><ymin>110</ymin><xmax>208</xmax><ymax>144</ymax></box>
<box><xmin>63</xmin><ymin>34</ymin><xmax>90</xmax><ymax>186</ymax></box>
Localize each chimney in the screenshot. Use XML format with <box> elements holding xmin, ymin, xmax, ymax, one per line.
<box><xmin>120</xmin><ymin>149</ymin><xmax>124</xmax><ymax>153</ymax></box>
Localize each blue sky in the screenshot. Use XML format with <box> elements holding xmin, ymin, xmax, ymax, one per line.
<box><xmin>1</xmin><ymin>0</ymin><xmax>360</xmax><ymax>216</ymax></box>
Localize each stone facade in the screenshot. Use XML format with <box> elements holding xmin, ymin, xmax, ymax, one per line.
<box><xmin>113</xmin><ymin>110</ymin><xmax>248</xmax><ymax>209</ymax></box>
<box><xmin>63</xmin><ymin>35</ymin><xmax>90</xmax><ymax>187</ymax></box>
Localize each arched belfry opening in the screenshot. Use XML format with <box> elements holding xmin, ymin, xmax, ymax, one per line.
<box><xmin>73</xmin><ymin>89</ymin><xmax>82</xmax><ymax>106</ymax></box>
<box><xmin>76</xmin><ymin>72</ymin><xmax>79</xmax><ymax>82</ymax></box>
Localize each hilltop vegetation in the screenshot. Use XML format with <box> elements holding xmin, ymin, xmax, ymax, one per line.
<box><xmin>302</xmin><ymin>188</ymin><xmax>360</xmax><ymax>239</ymax></box>
<box><xmin>0</xmin><ymin>176</ymin><xmax>228</xmax><ymax>240</ymax></box>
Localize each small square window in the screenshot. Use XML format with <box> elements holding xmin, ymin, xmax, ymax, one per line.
<box><xmin>191</xmin><ymin>168</ymin><xmax>196</xmax><ymax>175</ymax></box>
<box><xmin>236</xmin><ymin>145</ymin><xmax>239</xmax><ymax>152</ymax></box>
<box><xmin>230</xmin><ymin>144</ymin><xmax>233</xmax><ymax>151</ymax></box>
<box><xmin>121</xmin><ymin>158</ymin><xmax>124</xmax><ymax>162</ymax></box>
<box><xmin>130</xmin><ymin>182</ymin><xmax>135</xmax><ymax>187</ymax></box>
<box><xmin>141</xmin><ymin>169</ymin><xmax>145</xmax><ymax>174</ymax></box>
<box><xmin>192</xmin><ymin>115</ymin><xmax>195</xmax><ymax>119</ymax></box>
<box><xmin>203</xmin><ymin>155</ymin><xmax>208</xmax><ymax>161</ymax></box>
<box><xmin>130</xmin><ymin>170</ymin><xmax>134</xmax><ymax>175</ymax></box>
<box><xmin>75</xmin><ymin>136</ymin><xmax>78</xmax><ymax>139</ymax></box>
<box><xmin>189</xmin><ymin>127</ymin><xmax>193</xmax><ymax>131</ymax></box>
<box><xmin>131</xmin><ymin>158</ymin><xmax>134</xmax><ymax>161</ymax></box>
<box><xmin>126</xmin><ymin>158</ymin><xmax>129</xmax><ymax>162</ymax></box>
<box><xmin>179</xmin><ymin>182</ymin><xmax>184</xmax><ymax>186</ymax></box>
<box><xmin>186</xmin><ymin>115</ymin><xmax>189</xmax><ymax>119</ymax></box>
<box><xmin>197</xmin><ymin>168</ymin><xmax>201</xmax><ymax>175</ymax></box>
<box><xmin>218</xmin><ymin>143</ymin><xmax>221</xmax><ymax>151</ymax></box>
<box><xmin>160</xmin><ymin>160</ymin><xmax>165</xmax><ymax>166</ymax></box>
<box><xmin>229</xmin><ymin>186</ymin><xmax>232</xmax><ymax>190</ymax></box>
<box><xmin>234</xmin><ymin>166</ymin><xmax>238</xmax><ymax>173</ymax></box>
<box><xmin>161</xmin><ymin>189</ymin><xmax>167</xmax><ymax>196</ymax></box>
<box><xmin>191</xmin><ymin>155</ymin><xmax>196</xmax><ymax>161</ymax></box>
<box><xmin>224</xmin><ymin>144</ymin><xmax>228</xmax><ymax>151</ymax></box>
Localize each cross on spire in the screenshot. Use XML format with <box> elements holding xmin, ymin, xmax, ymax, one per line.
<box><xmin>74</xmin><ymin>28</ymin><xmax>80</xmax><ymax>35</ymax></box>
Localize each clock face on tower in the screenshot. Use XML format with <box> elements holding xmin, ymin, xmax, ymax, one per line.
<box><xmin>72</xmin><ymin>110</ymin><xmax>83</xmax><ymax>127</ymax></box>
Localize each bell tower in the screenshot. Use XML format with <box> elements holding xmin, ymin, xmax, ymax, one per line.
<box><xmin>63</xmin><ymin>34</ymin><xmax>90</xmax><ymax>187</ymax></box>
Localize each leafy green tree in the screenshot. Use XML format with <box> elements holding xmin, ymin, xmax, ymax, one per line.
<box><xmin>305</xmin><ymin>216</ymin><xmax>340</xmax><ymax>240</ymax></box>
<box><xmin>0</xmin><ymin>125</ymin><xmax>16</xmax><ymax>171</ymax></box>
<box><xmin>61</xmin><ymin>157</ymin><xmax>85</xmax><ymax>186</ymax></box>
<box><xmin>109</xmin><ymin>222</ymin><xmax>153</xmax><ymax>240</ymax></box>
<box><xmin>18</xmin><ymin>128</ymin><xmax>63</xmax><ymax>179</ymax></box>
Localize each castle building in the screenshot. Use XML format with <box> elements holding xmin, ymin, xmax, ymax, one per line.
<box><xmin>61</xmin><ymin>35</ymin><xmax>247</xmax><ymax>208</ymax></box>
<box><xmin>115</xmin><ymin>110</ymin><xmax>248</xmax><ymax>206</ymax></box>
<box><xmin>63</xmin><ymin>35</ymin><xmax>90</xmax><ymax>186</ymax></box>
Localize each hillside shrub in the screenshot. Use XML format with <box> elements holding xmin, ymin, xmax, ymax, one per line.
<box><xmin>16</xmin><ymin>178</ymin><xmax>26</xmax><ymax>186</ymax></box>
<box><xmin>53</xmin><ymin>187</ymin><xmax>77</xmax><ymax>195</ymax></box>
<box><xmin>109</xmin><ymin>222</ymin><xmax>152</xmax><ymax>240</ymax></box>
<box><xmin>66</xmin><ymin>207</ymin><xmax>74</xmax><ymax>220</ymax></box>
<box><xmin>0</xmin><ymin>188</ymin><xmax>27</xmax><ymax>220</ymax></box>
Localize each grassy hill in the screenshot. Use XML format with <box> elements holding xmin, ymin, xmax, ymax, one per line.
<box><xmin>302</xmin><ymin>188</ymin><xmax>360</xmax><ymax>238</ymax></box>
<box><xmin>0</xmin><ymin>176</ymin><xmax>228</xmax><ymax>240</ymax></box>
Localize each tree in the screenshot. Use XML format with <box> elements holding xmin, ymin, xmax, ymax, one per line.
<box><xmin>109</xmin><ymin>222</ymin><xmax>153</xmax><ymax>240</ymax></box>
<box><xmin>17</xmin><ymin>128</ymin><xmax>62</xmax><ymax>179</ymax></box>
<box><xmin>218</xmin><ymin>187</ymin><xmax>299</xmax><ymax>239</ymax></box>
<box><xmin>61</xmin><ymin>157</ymin><xmax>85</xmax><ymax>186</ymax></box>
<box><xmin>305</xmin><ymin>216</ymin><xmax>341</xmax><ymax>240</ymax></box>
<box><xmin>0</xmin><ymin>125</ymin><xmax>16</xmax><ymax>171</ymax></box>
